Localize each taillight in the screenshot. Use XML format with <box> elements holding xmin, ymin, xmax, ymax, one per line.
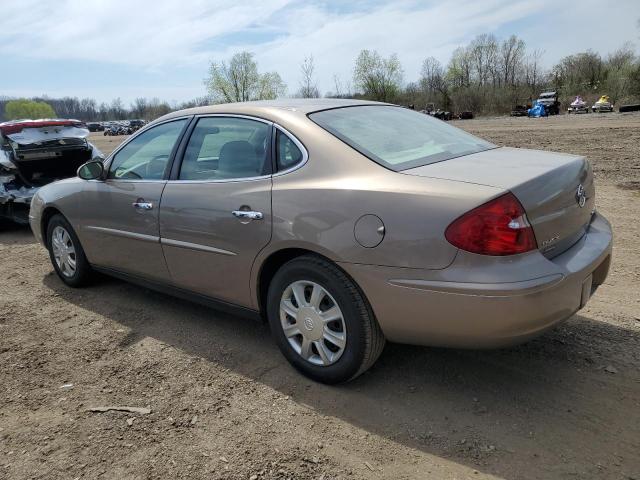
<box><xmin>445</xmin><ymin>192</ymin><xmax>537</xmax><ymax>256</ymax></box>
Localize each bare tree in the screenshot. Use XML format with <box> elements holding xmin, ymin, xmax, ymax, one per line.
<box><xmin>333</xmin><ymin>74</ymin><xmax>344</xmax><ymax>97</ymax></box>
<box><xmin>419</xmin><ymin>57</ymin><xmax>450</xmax><ymax>108</ymax></box>
<box><xmin>131</xmin><ymin>98</ymin><xmax>148</xmax><ymax>118</ymax></box>
<box><xmin>500</xmin><ymin>35</ymin><xmax>526</xmax><ymax>86</ymax></box>
<box><xmin>420</xmin><ymin>57</ymin><xmax>446</xmax><ymax>92</ymax></box>
<box><xmin>523</xmin><ymin>49</ymin><xmax>544</xmax><ymax>90</ymax></box>
<box><xmin>297</xmin><ymin>55</ymin><xmax>320</xmax><ymax>98</ymax></box>
<box><xmin>468</xmin><ymin>34</ymin><xmax>498</xmax><ymax>86</ymax></box>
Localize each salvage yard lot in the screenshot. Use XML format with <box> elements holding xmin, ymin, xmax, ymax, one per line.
<box><xmin>1</xmin><ymin>114</ymin><xmax>639</xmax><ymax>479</ymax></box>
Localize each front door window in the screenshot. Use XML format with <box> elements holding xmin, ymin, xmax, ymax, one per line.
<box><xmin>108</xmin><ymin>119</ymin><xmax>187</xmax><ymax>180</ymax></box>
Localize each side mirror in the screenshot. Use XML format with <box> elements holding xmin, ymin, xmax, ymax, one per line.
<box><xmin>77</xmin><ymin>161</ymin><xmax>104</xmax><ymax>180</ymax></box>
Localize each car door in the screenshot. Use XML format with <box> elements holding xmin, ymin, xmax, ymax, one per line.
<box><xmin>78</xmin><ymin>118</ymin><xmax>190</xmax><ymax>281</ymax></box>
<box><xmin>159</xmin><ymin>115</ymin><xmax>273</xmax><ymax>308</ymax></box>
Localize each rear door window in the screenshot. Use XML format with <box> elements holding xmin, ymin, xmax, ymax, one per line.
<box><xmin>179</xmin><ymin>117</ymin><xmax>271</xmax><ymax>180</ymax></box>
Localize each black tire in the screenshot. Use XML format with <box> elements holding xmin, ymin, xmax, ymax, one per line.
<box><xmin>266</xmin><ymin>255</ymin><xmax>385</xmax><ymax>384</ymax></box>
<box><xmin>46</xmin><ymin>214</ymin><xmax>93</xmax><ymax>287</ymax></box>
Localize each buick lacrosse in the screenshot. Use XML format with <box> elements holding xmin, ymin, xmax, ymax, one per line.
<box><xmin>30</xmin><ymin>99</ymin><xmax>612</xmax><ymax>383</ymax></box>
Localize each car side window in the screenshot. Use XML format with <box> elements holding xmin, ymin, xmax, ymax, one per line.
<box><xmin>276</xmin><ymin>129</ymin><xmax>304</xmax><ymax>171</ymax></box>
<box><xmin>108</xmin><ymin>119</ymin><xmax>187</xmax><ymax>180</ymax></box>
<box><xmin>179</xmin><ymin>117</ymin><xmax>271</xmax><ymax>181</ymax></box>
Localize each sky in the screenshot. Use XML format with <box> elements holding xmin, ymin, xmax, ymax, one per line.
<box><xmin>1</xmin><ymin>0</ymin><xmax>639</xmax><ymax>106</ymax></box>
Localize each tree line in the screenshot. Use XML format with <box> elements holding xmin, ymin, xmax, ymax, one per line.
<box><xmin>0</xmin><ymin>95</ymin><xmax>209</xmax><ymax>123</ymax></box>
<box><xmin>204</xmin><ymin>36</ymin><xmax>639</xmax><ymax>114</ymax></box>
<box><xmin>404</xmin><ymin>36</ymin><xmax>640</xmax><ymax>114</ymax></box>
<box><xmin>2</xmin><ymin>32</ymin><xmax>639</xmax><ymax>122</ymax></box>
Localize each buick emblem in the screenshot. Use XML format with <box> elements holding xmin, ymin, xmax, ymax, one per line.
<box><xmin>576</xmin><ymin>184</ymin><xmax>587</xmax><ymax>208</ymax></box>
<box><xmin>303</xmin><ymin>317</ymin><xmax>315</xmax><ymax>331</ymax></box>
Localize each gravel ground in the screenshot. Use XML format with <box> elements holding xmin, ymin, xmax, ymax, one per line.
<box><xmin>1</xmin><ymin>113</ymin><xmax>639</xmax><ymax>480</ymax></box>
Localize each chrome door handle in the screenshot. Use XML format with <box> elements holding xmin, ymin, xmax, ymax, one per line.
<box><xmin>232</xmin><ymin>210</ymin><xmax>263</xmax><ymax>220</ymax></box>
<box><xmin>132</xmin><ymin>201</ymin><xmax>153</xmax><ymax>210</ymax></box>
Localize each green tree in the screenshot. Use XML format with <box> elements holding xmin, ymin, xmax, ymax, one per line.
<box><xmin>353</xmin><ymin>50</ymin><xmax>403</xmax><ymax>102</ymax></box>
<box><xmin>204</xmin><ymin>51</ymin><xmax>286</xmax><ymax>103</ymax></box>
<box><xmin>4</xmin><ymin>99</ymin><xmax>56</xmax><ymax>120</ymax></box>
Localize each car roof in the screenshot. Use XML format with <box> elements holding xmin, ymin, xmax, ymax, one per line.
<box><xmin>156</xmin><ymin>98</ymin><xmax>390</xmax><ymax>123</ymax></box>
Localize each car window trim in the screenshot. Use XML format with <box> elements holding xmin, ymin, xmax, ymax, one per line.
<box><xmin>168</xmin><ymin>113</ymin><xmax>274</xmax><ymax>184</ymax></box>
<box><xmin>272</xmin><ymin>123</ymin><xmax>309</xmax><ymax>176</ymax></box>
<box><xmin>103</xmin><ymin>116</ymin><xmax>194</xmax><ymax>182</ymax></box>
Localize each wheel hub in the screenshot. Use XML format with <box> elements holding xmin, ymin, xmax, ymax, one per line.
<box><xmin>51</xmin><ymin>226</ymin><xmax>77</xmax><ymax>278</ymax></box>
<box><xmin>279</xmin><ymin>280</ymin><xmax>347</xmax><ymax>366</ymax></box>
<box><xmin>298</xmin><ymin>306</ymin><xmax>324</xmax><ymax>341</ymax></box>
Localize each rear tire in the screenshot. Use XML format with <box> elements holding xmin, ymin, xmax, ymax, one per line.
<box><xmin>267</xmin><ymin>255</ymin><xmax>385</xmax><ymax>384</ymax></box>
<box><xmin>46</xmin><ymin>214</ymin><xmax>93</xmax><ymax>287</ymax></box>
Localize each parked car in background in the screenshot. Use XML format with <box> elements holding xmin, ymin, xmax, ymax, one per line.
<box><xmin>104</xmin><ymin>124</ymin><xmax>131</xmax><ymax>136</ymax></box>
<box><xmin>86</xmin><ymin>122</ymin><xmax>104</xmax><ymax>132</ymax></box>
<box><xmin>510</xmin><ymin>105</ymin><xmax>528</xmax><ymax>116</ymax></box>
<box><xmin>0</xmin><ymin>119</ymin><xmax>103</xmax><ymax>224</ymax></box>
<box><xmin>129</xmin><ymin>119</ymin><xmax>145</xmax><ymax>132</ymax></box>
<box><xmin>536</xmin><ymin>91</ymin><xmax>560</xmax><ymax>115</ymax></box>
<box><xmin>29</xmin><ymin>99</ymin><xmax>612</xmax><ymax>383</ymax></box>
<box><xmin>420</xmin><ymin>103</ymin><xmax>452</xmax><ymax>121</ymax></box>
<box><xmin>103</xmin><ymin>125</ymin><xmax>120</xmax><ymax>136</ymax></box>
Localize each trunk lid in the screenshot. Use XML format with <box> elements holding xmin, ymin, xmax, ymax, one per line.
<box><xmin>403</xmin><ymin>147</ymin><xmax>595</xmax><ymax>257</ymax></box>
<box><xmin>0</xmin><ymin>120</ymin><xmax>95</xmax><ymax>186</ymax></box>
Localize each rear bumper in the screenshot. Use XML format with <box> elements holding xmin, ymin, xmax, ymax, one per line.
<box><xmin>341</xmin><ymin>212</ymin><xmax>612</xmax><ymax>348</ymax></box>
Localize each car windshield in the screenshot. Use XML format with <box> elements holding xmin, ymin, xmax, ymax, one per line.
<box><xmin>309</xmin><ymin>105</ymin><xmax>495</xmax><ymax>171</ymax></box>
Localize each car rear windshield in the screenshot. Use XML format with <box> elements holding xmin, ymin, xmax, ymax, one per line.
<box><xmin>309</xmin><ymin>105</ymin><xmax>495</xmax><ymax>171</ymax></box>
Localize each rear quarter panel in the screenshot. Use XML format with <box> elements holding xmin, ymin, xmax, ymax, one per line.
<box><xmin>261</xmin><ymin>117</ymin><xmax>504</xmax><ymax>270</ymax></box>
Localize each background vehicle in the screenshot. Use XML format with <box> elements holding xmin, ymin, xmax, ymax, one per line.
<box><xmin>511</xmin><ymin>104</ymin><xmax>529</xmax><ymax>116</ymax></box>
<box><xmin>619</xmin><ymin>103</ymin><xmax>640</xmax><ymax>112</ymax></box>
<box><xmin>29</xmin><ymin>99</ymin><xmax>612</xmax><ymax>384</ymax></box>
<box><xmin>536</xmin><ymin>91</ymin><xmax>560</xmax><ymax>115</ymax></box>
<box><xmin>103</xmin><ymin>124</ymin><xmax>130</xmax><ymax>136</ymax></box>
<box><xmin>567</xmin><ymin>95</ymin><xmax>589</xmax><ymax>114</ymax></box>
<box><xmin>0</xmin><ymin>119</ymin><xmax>102</xmax><ymax>224</ymax></box>
<box><xmin>421</xmin><ymin>103</ymin><xmax>452</xmax><ymax>121</ymax></box>
<box><xmin>103</xmin><ymin>125</ymin><xmax>119</xmax><ymax>136</ymax></box>
<box><xmin>592</xmin><ymin>95</ymin><xmax>614</xmax><ymax>112</ymax></box>
<box><xmin>129</xmin><ymin>119</ymin><xmax>145</xmax><ymax>132</ymax></box>
<box><xmin>86</xmin><ymin>122</ymin><xmax>105</xmax><ymax>132</ymax></box>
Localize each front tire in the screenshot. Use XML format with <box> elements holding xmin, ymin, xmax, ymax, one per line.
<box><xmin>267</xmin><ymin>255</ymin><xmax>385</xmax><ymax>384</ymax></box>
<box><xmin>46</xmin><ymin>214</ymin><xmax>93</xmax><ymax>287</ymax></box>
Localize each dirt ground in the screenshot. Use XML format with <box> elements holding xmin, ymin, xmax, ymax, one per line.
<box><xmin>1</xmin><ymin>114</ymin><xmax>639</xmax><ymax>480</ymax></box>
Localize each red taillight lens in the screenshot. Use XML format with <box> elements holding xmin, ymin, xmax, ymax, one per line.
<box><xmin>445</xmin><ymin>192</ymin><xmax>537</xmax><ymax>256</ymax></box>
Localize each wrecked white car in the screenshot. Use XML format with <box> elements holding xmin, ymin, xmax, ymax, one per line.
<box><xmin>0</xmin><ymin>119</ymin><xmax>103</xmax><ymax>225</ymax></box>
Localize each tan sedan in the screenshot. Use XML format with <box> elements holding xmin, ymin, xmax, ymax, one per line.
<box><xmin>29</xmin><ymin>99</ymin><xmax>612</xmax><ymax>383</ymax></box>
